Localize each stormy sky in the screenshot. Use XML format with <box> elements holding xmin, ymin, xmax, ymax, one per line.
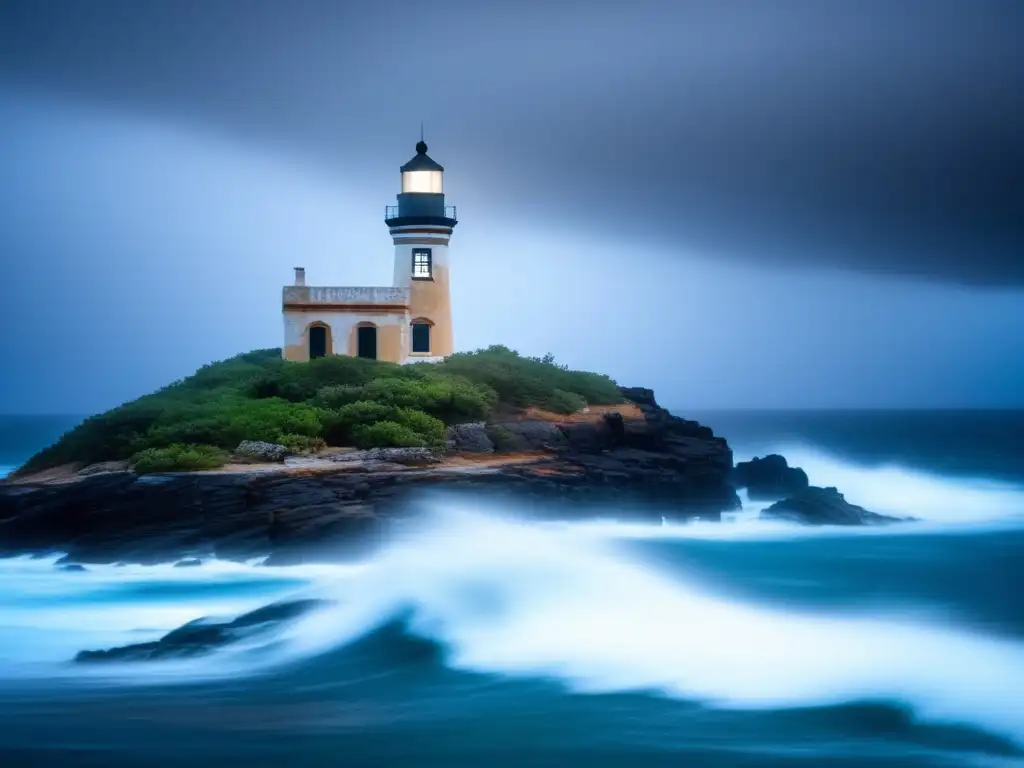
<box><xmin>1</xmin><ymin>0</ymin><xmax>1022</xmax><ymax>413</ymax></box>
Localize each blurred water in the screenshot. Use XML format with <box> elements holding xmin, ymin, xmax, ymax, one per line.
<box><xmin>1</xmin><ymin>411</ymin><xmax>1023</xmax><ymax>766</ymax></box>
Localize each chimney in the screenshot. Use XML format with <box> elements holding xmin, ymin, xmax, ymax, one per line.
<box><xmin>294</xmin><ymin>267</ymin><xmax>306</xmax><ymax>286</ymax></box>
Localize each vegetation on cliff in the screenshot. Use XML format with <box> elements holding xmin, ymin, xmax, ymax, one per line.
<box><xmin>18</xmin><ymin>346</ymin><xmax>622</xmax><ymax>474</ymax></box>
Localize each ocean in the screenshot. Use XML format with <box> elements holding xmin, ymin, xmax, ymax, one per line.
<box><xmin>1</xmin><ymin>410</ymin><xmax>1023</xmax><ymax>767</ymax></box>
<box><xmin>0</xmin><ymin>414</ymin><xmax>83</xmax><ymax>480</ymax></box>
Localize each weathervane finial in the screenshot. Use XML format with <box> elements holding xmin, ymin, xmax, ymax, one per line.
<box><xmin>415</xmin><ymin>121</ymin><xmax>428</xmax><ymax>154</ymax></box>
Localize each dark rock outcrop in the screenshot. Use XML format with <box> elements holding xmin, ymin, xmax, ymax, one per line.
<box><xmin>760</xmin><ymin>486</ymin><xmax>909</xmax><ymax>526</ymax></box>
<box><xmin>734</xmin><ymin>454</ymin><xmax>810</xmax><ymax>500</ymax></box>
<box><xmin>444</xmin><ymin>423</ymin><xmax>494</xmax><ymax>453</ymax></box>
<box><xmin>75</xmin><ymin>598</ymin><xmax>328</xmax><ymax>663</ymax></box>
<box><xmin>489</xmin><ymin>420</ymin><xmax>569</xmax><ymax>452</ymax></box>
<box><xmin>618</xmin><ymin>387</ymin><xmax>658</xmax><ymax>408</ymax></box>
<box><xmin>57</xmin><ymin>563</ymin><xmax>87</xmax><ymax>572</ymax></box>
<box><xmin>173</xmin><ymin>558</ymin><xmax>203</xmax><ymax>568</ymax></box>
<box><xmin>0</xmin><ymin>387</ymin><xmax>739</xmax><ymax>565</ymax></box>
<box><xmin>459</xmin><ymin>389</ymin><xmax>739</xmax><ymax>520</ymax></box>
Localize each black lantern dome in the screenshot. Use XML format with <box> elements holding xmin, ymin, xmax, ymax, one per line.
<box><xmin>400</xmin><ymin>141</ymin><xmax>444</xmax><ymax>172</ymax></box>
<box><xmin>385</xmin><ymin>139</ymin><xmax>457</xmax><ymax>228</ymax></box>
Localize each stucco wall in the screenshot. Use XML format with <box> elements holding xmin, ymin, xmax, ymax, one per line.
<box><xmin>282</xmin><ymin>309</ymin><xmax>409</xmax><ymax>363</ymax></box>
<box><xmin>280</xmin><ymin>224</ymin><xmax>455</xmax><ymax>364</ymax></box>
<box><xmin>392</xmin><ymin>241</ymin><xmax>454</xmax><ymax>358</ymax></box>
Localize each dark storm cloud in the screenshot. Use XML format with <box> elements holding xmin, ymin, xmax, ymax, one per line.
<box><xmin>1</xmin><ymin>0</ymin><xmax>1022</xmax><ymax>285</ymax></box>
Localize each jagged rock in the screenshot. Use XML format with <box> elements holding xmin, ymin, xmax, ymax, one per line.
<box><xmin>365</xmin><ymin>448</ymin><xmax>443</xmax><ymax>465</ymax></box>
<box><xmin>326</xmin><ymin>447</ymin><xmax>443</xmax><ymax>466</ymax></box>
<box><xmin>558</xmin><ymin>420</ymin><xmax>615</xmax><ymax>453</ymax></box>
<box><xmin>445</xmin><ymin>423</ymin><xmax>495</xmax><ymax>453</ymax></box>
<box><xmin>75</xmin><ymin>599</ymin><xmax>328</xmax><ymax>663</ymax></box>
<box><xmin>618</xmin><ymin>387</ymin><xmax>658</xmax><ymax>408</ymax></box>
<box><xmin>325</xmin><ymin>451</ymin><xmax>370</xmax><ymax>463</ymax></box>
<box><xmin>603</xmin><ymin>411</ymin><xmax>626</xmax><ymax>440</ymax></box>
<box><xmin>760</xmin><ymin>486</ymin><xmax>909</xmax><ymax>526</ymax></box>
<box><xmin>235</xmin><ymin>441</ymin><xmax>290</xmax><ymax>462</ymax></box>
<box><xmin>618</xmin><ymin>387</ymin><xmax>715</xmax><ymax>443</ymax></box>
<box><xmin>734</xmin><ymin>454</ymin><xmax>809</xmax><ymax>500</ymax></box>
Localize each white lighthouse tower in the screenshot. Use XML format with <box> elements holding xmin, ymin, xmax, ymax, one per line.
<box><xmin>281</xmin><ymin>138</ymin><xmax>458</xmax><ymax>363</ymax></box>
<box><xmin>385</xmin><ymin>138</ymin><xmax>458</xmax><ymax>361</ymax></box>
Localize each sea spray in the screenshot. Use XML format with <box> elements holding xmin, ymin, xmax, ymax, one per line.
<box><xmin>1</xmin><ymin>460</ymin><xmax>1023</xmax><ymax>744</ymax></box>
<box><xmin>735</xmin><ymin>443</ymin><xmax>1024</xmax><ymax>525</ymax></box>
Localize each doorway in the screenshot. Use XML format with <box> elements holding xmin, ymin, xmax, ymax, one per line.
<box><xmin>357</xmin><ymin>325</ymin><xmax>377</xmax><ymax>359</ymax></box>
<box><xmin>309</xmin><ymin>325</ymin><xmax>327</xmax><ymax>359</ymax></box>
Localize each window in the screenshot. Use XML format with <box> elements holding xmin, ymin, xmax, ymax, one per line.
<box><xmin>411</xmin><ymin>322</ymin><xmax>431</xmax><ymax>353</ymax></box>
<box><xmin>412</xmin><ymin>248</ymin><xmax>432</xmax><ymax>280</ymax></box>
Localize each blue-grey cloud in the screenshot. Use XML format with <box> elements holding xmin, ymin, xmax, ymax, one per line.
<box><xmin>2</xmin><ymin>91</ymin><xmax>1022</xmax><ymax>414</ymax></box>
<box><xmin>1</xmin><ymin>0</ymin><xmax>1021</xmax><ymax>285</ymax></box>
<box><xmin>1</xmin><ymin>2</ymin><xmax>1022</xmax><ymax>414</ymax></box>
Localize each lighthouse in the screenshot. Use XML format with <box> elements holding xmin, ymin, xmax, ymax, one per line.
<box><xmin>385</xmin><ymin>139</ymin><xmax>458</xmax><ymax>361</ymax></box>
<box><xmin>281</xmin><ymin>139</ymin><xmax>458</xmax><ymax>364</ymax></box>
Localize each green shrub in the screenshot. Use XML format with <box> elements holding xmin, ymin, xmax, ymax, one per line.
<box><xmin>351</xmin><ymin>421</ymin><xmax>426</xmax><ymax>448</ymax></box>
<box><xmin>320</xmin><ymin>400</ymin><xmax>400</xmax><ymax>445</ymax></box>
<box><xmin>277</xmin><ymin>433</ymin><xmax>327</xmax><ymax>454</ymax></box>
<box><xmin>394</xmin><ymin>408</ymin><xmax>446</xmax><ymax>446</ymax></box>
<box><xmin>359</xmin><ymin>375</ymin><xmax>496</xmax><ymax>424</ymax></box>
<box><xmin>438</xmin><ymin>345</ymin><xmax>621</xmax><ymax>408</ymax></box>
<box><xmin>228</xmin><ymin>398</ymin><xmax>321</xmax><ymax>441</ymax></box>
<box><xmin>182</xmin><ymin>357</ymin><xmax>277</xmax><ymax>392</ymax></box>
<box><xmin>250</xmin><ymin>355</ymin><xmax>407</xmax><ymax>402</ymax></box>
<box><xmin>311</xmin><ymin>384</ymin><xmax>366</xmax><ymax>409</ymax></box>
<box><xmin>145</xmin><ymin>397</ymin><xmax>322</xmax><ymax>449</ymax></box>
<box><xmin>419</xmin><ymin>375</ymin><xmax>497</xmax><ymax>423</ymax></box>
<box><xmin>359</xmin><ymin>377</ymin><xmax>435</xmax><ymax>409</ymax></box>
<box><xmin>131</xmin><ymin>444</ymin><xmax>229</xmax><ymax>474</ymax></box>
<box><xmin>319</xmin><ymin>401</ymin><xmax>445</xmax><ymax>447</ymax></box>
<box><xmin>17</xmin><ymin>345</ymin><xmax>622</xmax><ymax>474</ymax></box>
<box><xmin>543</xmin><ymin>388</ymin><xmax>587</xmax><ymax>414</ymax></box>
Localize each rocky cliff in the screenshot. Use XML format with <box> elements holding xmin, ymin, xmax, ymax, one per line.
<box><xmin>0</xmin><ymin>388</ymin><xmax>739</xmax><ymax>565</ymax></box>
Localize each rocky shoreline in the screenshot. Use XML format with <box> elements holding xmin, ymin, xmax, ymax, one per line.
<box><xmin>0</xmin><ymin>388</ymin><xmax>907</xmax><ymax>566</ymax></box>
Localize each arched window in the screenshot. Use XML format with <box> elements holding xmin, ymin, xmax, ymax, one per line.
<box><xmin>308</xmin><ymin>323</ymin><xmax>330</xmax><ymax>359</ymax></box>
<box><xmin>411</xmin><ymin>319</ymin><xmax>432</xmax><ymax>354</ymax></box>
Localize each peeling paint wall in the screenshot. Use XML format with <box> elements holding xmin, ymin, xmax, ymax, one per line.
<box><xmin>282</xmin><ymin>285</ymin><xmax>410</xmax><ymax>306</ymax></box>
<box><xmin>282</xmin><ymin>309</ymin><xmax>409</xmax><ymax>363</ymax></box>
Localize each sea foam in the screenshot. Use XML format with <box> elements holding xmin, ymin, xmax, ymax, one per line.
<box><xmin>1</xmin><ymin>453</ymin><xmax>1023</xmax><ymax>745</ymax></box>
<box><xmin>279</xmin><ymin>504</ymin><xmax>1024</xmax><ymax>744</ymax></box>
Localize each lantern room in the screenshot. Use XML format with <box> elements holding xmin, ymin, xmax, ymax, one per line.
<box><xmin>400</xmin><ymin>140</ymin><xmax>444</xmax><ymax>194</ymax></box>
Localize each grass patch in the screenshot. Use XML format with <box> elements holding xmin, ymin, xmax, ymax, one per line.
<box><xmin>131</xmin><ymin>444</ymin><xmax>229</xmax><ymax>474</ymax></box>
<box><xmin>18</xmin><ymin>345</ymin><xmax>621</xmax><ymax>474</ymax></box>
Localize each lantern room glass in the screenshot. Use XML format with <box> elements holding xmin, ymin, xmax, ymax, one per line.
<box><xmin>402</xmin><ymin>169</ymin><xmax>443</xmax><ymax>194</ymax></box>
